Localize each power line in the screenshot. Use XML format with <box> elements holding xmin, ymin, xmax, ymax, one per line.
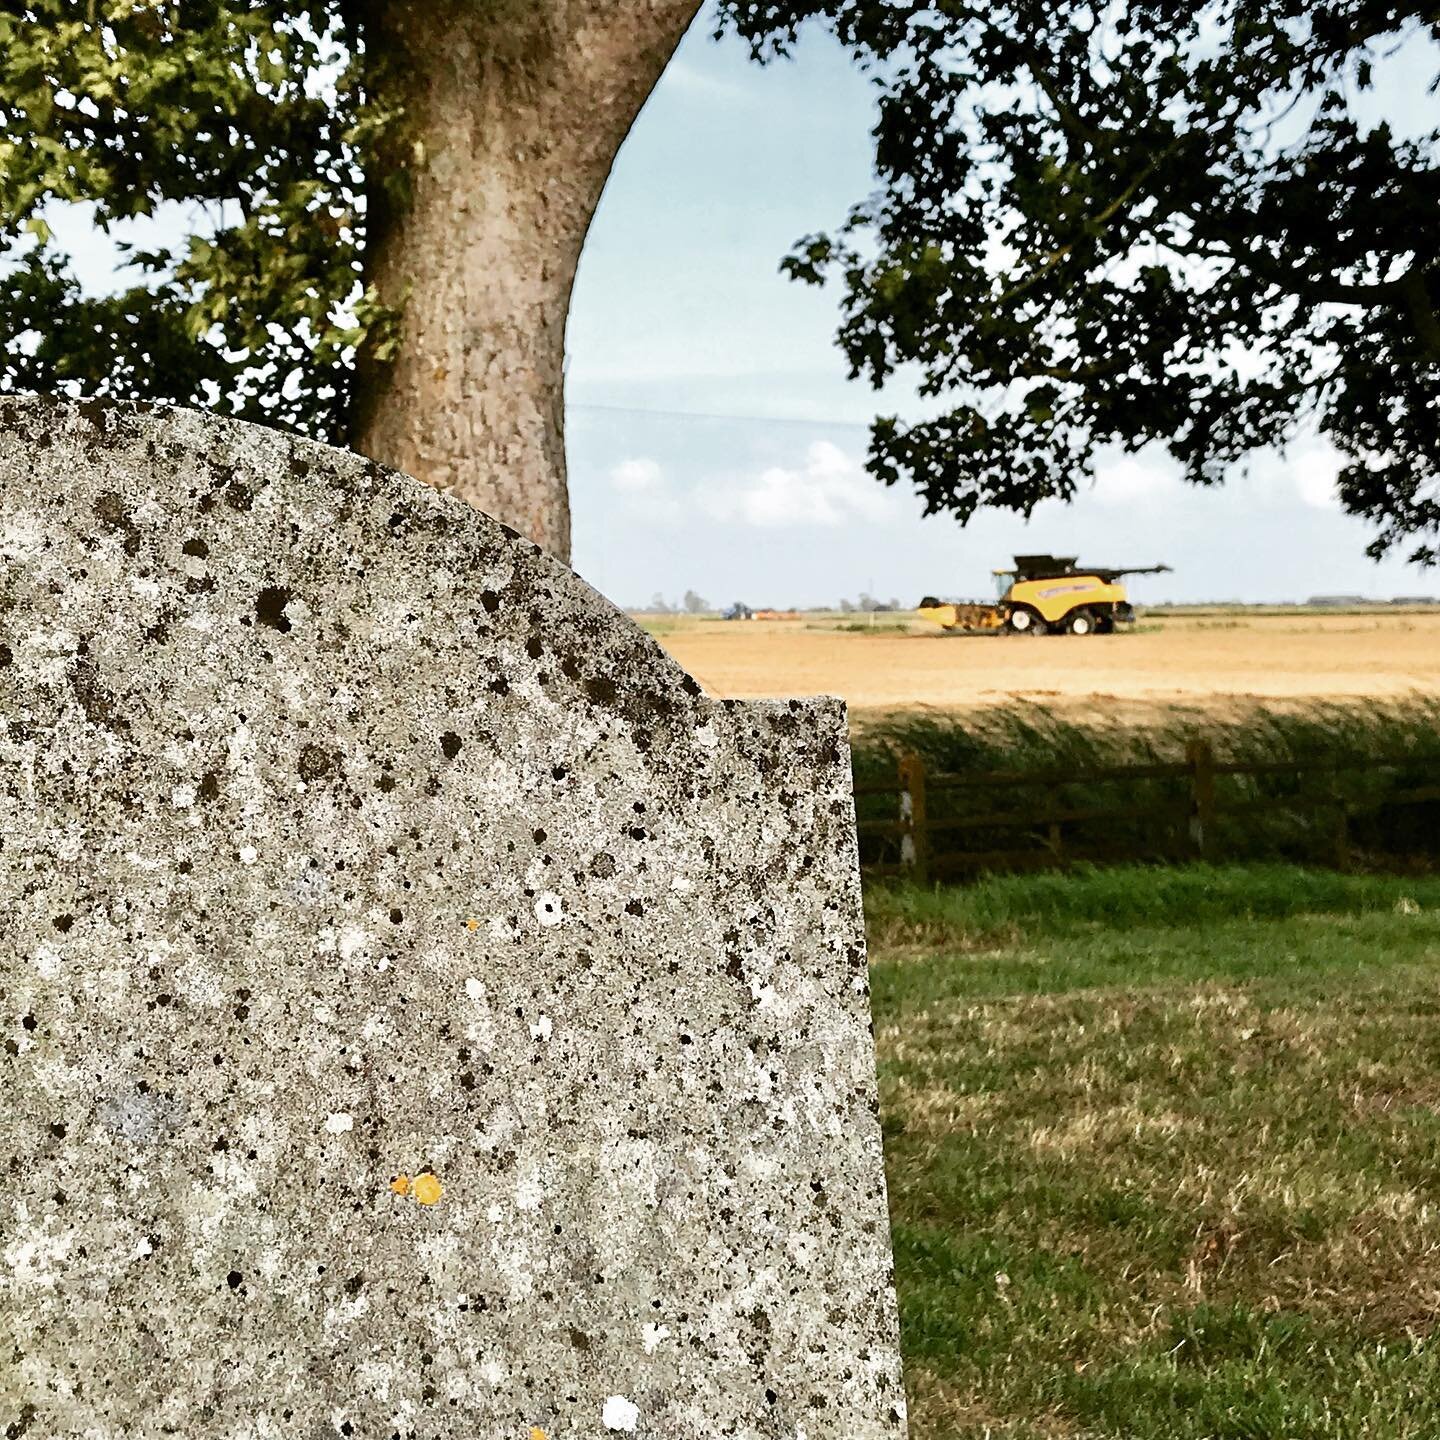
<box><xmin>568</xmin><ymin>400</ymin><xmax>875</xmax><ymax>431</ymax></box>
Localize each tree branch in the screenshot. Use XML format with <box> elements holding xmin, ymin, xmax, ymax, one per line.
<box><xmin>996</xmin><ymin>160</ymin><xmax>1162</xmax><ymax>307</ymax></box>
<box><xmin>1399</xmin><ymin>265</ymin><xmax>1440</xmax><ymax>360</ymax></box>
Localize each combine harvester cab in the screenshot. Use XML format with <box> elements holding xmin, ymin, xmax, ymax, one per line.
<box><xmin>918</xmin><ymin>555</ymin><xmax>1171</xmax><ymax>635</ymax></box>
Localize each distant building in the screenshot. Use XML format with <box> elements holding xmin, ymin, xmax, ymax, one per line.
<box><xmin>1391</xmin><ymin>596</ymin><xmax>1439</xmax><ymax>605</ymax></box>
<box><xmin>1307</xmin><ymin>594</ymin><xmax>1368</xmax><ymax>606</ymax></box>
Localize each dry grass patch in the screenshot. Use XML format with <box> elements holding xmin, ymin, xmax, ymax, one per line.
<box><xmin>870</xmin><ymin>865</ymin><xmax>1440</xmax><ymax>1438</ymax></box>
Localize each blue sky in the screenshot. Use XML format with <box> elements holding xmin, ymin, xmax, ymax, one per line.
<box><xmin>566</xmin><ymin>8</ymin><xmax>1439</xmax><ymax>608</ymax></box>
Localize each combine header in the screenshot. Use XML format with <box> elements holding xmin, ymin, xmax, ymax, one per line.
<box><xmin>918</xmin><ymin>555</ymin><xmax>1171</xmax><ymax>636</ymax></box>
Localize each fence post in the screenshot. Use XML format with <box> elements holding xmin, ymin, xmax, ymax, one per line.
<box><xmin>1333</xmin><ymin>805</ymin><xmax>1352</xmax><ymax>871</ymax></box>
<box><xmin>898</xmin><ymin>751</ymin><xmax>930</xmax><ymax>884</ymax></box>
<box><xmin>1187</xmin><ymin>737</ymin><xmax>1216</xmax><ymax>861</ymax></box>
<box><xmin>1047</xmin><ymin>778</ymin><xmax>1065</xmax><ymax>864</ymax></box>
<box><xmin>1331</xmin><ymin>766</ymin><xmax>1352</xmax><ymax>870</ymax></box>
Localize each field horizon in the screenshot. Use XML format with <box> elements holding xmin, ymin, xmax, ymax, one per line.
<box><xmin>638</xmin><ymin>610</ymin><xmax>1440</xmax><ymax>718</ymax></box>
<box><xmin>639</xmin><ymin>607</ymin><xmax>1440</xmax><ymax>720</ymax></box>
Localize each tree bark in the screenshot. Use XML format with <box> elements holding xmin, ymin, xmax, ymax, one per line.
<box><xmin>352</xmin><ymin>0</ymin><xmax>703</xmax><ymax>561</ymax></box>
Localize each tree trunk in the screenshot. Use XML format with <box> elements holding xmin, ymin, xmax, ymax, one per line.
<box><xmin>352</xmin><ymin>0</ymin><xmax>703</xmax><ymax>561</ymax></box>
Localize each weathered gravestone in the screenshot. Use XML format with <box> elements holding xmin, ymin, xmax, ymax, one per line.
<box><xmin>0</xmin><ymin>400</ymin><xmax>906</xmax><ymax>1438</ymax></box>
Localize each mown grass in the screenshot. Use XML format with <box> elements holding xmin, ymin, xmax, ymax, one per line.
<box><xmin>868</xmin><ymin>864</ymin><xmax>1440</xmax><ymax>1438</ymax></box>
<box><xmin>850</xmin><ymin>701</ymin><xmax>1440</xmax><ymax>872</ymax></box>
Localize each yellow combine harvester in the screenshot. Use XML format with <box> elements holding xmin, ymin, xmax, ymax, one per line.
<box><xmin>918</xmin><ymin>554</ymin><xmax>1171</xmax><ymax>636</ymax></box>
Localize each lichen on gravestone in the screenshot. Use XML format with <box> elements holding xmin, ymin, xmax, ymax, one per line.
<box><xmin>0</xmin><ymin>399</ymin><xmax>906</xmax><ymax>1438</ymax></box>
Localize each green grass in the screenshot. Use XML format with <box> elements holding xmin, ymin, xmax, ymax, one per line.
<box><xmin>869</xmin><ymin>864</ymin><xmax>1440</xmax><ymax>1438</ymax></box>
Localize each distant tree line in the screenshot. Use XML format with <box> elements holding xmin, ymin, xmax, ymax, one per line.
<box><xmin>839</xmin><ymin>594</ymin><xmax>905</xmax><ymax>613</ymax></box>
<box><xmin>646</xmin><ymin>590</ymin><xmax>711</xmax><ymax>614</ymax></box>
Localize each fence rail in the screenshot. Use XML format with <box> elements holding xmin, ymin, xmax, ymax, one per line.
<box><xmin>856</xmin><ymin>741</ymin><xmax>1440</xmax><ymax>881</ymax></box>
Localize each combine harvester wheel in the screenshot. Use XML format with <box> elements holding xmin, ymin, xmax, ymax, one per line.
<box><xmin>1007</xmin><ymin>606</ymin><xmax>1047</xmax><ymax>635</ymax></box>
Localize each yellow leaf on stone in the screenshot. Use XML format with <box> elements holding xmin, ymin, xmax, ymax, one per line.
<box><xmin>530</xmin><ymin>1429</ymin><xmax>548</xmax><ymax>1440</ymax></box>
<box><xmin>390</xmin><ymin>1174</ymin><xmax>411</xmax><ymax>1197</ymax></box>
<box><xmin>412</xmin><ymin>1171</ymin><xmax>443</xmax><ymax>1205</ymax></box>
<box><xmin>466</xmin><ymin>917</ymin><xmax>480</xmax><ymax>932</ymax></box>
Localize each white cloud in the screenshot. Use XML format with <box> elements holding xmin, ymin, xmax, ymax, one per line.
<box><xmin>601</xmin><ymin>455</ymin><xmax>684</xmax><ymax>525</ymax></box>
<box><xmin>1089</xmin><ymin>454</ymin><xmax>1180</xmax><ymax>506</ymax></box>
<box><xmin>609</xmin><ymin>457</ymin><xmax>665</xmax><ymax>492</ymax></box>
<box><xmin>702</xmin><ymin>441</ymin><xmax>895</xmax><ymax>528</ymax></box>
<box><xmin>658</xmin><ymin>60</ymin><xmax>753</xmax><ymax>105</ymax></box>
<box><xmin>1090</xmin><ymin>442</ymin><xmax>1345</xmax><ymax>515</ymax></box>
<box><xmin>1235</xmin><ymin>440</ymin><xmax>1344</xmax><ymax>511</ymax></box>
<box><xmin>1293</xmin><ymin>455</ymin><xmax>1341</xmax><ymax>509</ymax></box>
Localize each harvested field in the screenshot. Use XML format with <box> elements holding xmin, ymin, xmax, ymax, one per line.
<box><xmin>645</xmin><ymin>611</ymin><xmax>1440</xmax><ymax>716</ymax></box>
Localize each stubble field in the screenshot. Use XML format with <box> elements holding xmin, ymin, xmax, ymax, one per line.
<box><xmin>644</xmin><ymin>610</ymin><xmax>1440</xmax><ymax>717</ymax></box>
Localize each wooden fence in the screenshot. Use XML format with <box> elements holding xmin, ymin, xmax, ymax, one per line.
<box><xmin>855</xmin><ymin>740</ymin><xmax>1440</xmax><ymax>882</ymax></box>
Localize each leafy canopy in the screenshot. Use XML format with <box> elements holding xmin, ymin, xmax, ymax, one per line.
<box><xmin>717</xmin><ymin>1</ymin><xmax>1440</xmax><ymax>563</ymax></box>
<box><xmin>4</xmin><ymin>1</ymin><xmax>1437</xmax><ymax>562</ymax></box>
<box><xmin>0</xmin><ymin>1</ymin><xmax>397</xmax><ymax>441</ymax></box>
